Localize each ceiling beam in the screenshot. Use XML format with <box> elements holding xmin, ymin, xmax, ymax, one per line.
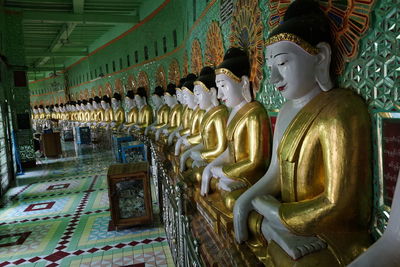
<box><xmin>23</xmin><ymin>11</ymin><xmax>139</xmax><ymax>24</ymax></box>
<box><xmin>28</xmin><ymin>66</ymin><xmax>64</xmax><ymax>72</ymax></box>
<box><xmin>73</xmin><ymin>0</ymin><xmax>84</xmax><ymax>14</ymax></box>
<box><xmin>35</xmin><ymin>22</ymin><xmax>78</xmax><ymax>66</ymax></box>
<box><xmin>26</xmin><ymin>51</ymin><xmax>88</xmax><ymax>57</ymax></box>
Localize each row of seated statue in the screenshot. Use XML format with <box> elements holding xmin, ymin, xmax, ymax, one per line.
<box><xmin>30</xmin><ymin>0</ymin><xmax>399</xmax><ymax>265</ymax></box>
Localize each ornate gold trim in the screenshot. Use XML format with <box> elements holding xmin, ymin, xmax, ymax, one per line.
<box><xmin>176</xmin><ymin>87</ymin><xmax>182</xmax><ymax>91</ymax></box>
<box><xmin>265</xmin><ymin>33</ymin><xmax>319</xmax><ymax>55</ymax></box>
<box><xmin>194</xmin><ymin>81</ymin><xmax>209</xmax><ymax>91</ymax></box>
<box><xmin>165</xmin><ymin>92</ymin><xmax>171</xmax><ymax>96</ymax></box>
<box><xmin>182</xmin><ymin>86</ymin><xmax>194</xmax><ymax>95</ymax></box>
<box><xmin>215</xmin><ymin>68</ymin><xmax>241</xmax><ymax>83</ymax></box>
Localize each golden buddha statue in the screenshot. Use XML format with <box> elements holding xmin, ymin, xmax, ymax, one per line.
<box><xmin>91</xmin><ymin>97</ymin><xmax>104</xmax><ymax>125</ymax></box>
<box><xmin>168</xmin><ymin>76</ymin><xmax>199</xmax><ymax>146</ymax></box>
<box><xmin>38</xmin><ymin>105</ymin><xmax>45</xmax><ymax>120</ymax></box>
<box><xmin>199</xmin><ymin>47</ymin><xmax>272</xmax><ymax>215</ymax></box>
<box><xmin>86</xmin><ymin>99</ymin><xmax>96</xmax><ymax>125</ymax></box>
<box><xmin>145</xmin><ymin>86</ymin><xmax>168</xmax><ymax>136</ymax></box>
<box><xmin>132</xmin><ymin>87</ymin><xmax>153</xmax><ymax>130</ymax></box>
<box><xmin>111</xmin><ymin>93</ymin><xmax>125</xmax><ymax>130</ymax></box>
<box><xmin>100</xmin><ymin>95</ymin><xmax>113</xmax><ymax>129</ymax></box>
<box><xmin>233</xmin><ymin>1</ymin><xmax>372</xmax><ymax>265</ymax></box>
<box><xmin>123</xmin><ymin>90</ymin><xmax>139</xmax><ymax>130</ymax></box>
<box><xmin>44</xmin><ymin>106</ymin><xmax>51</xmax><ymax>120</ymax></box>
<box><xmin>80</xmin><ymin>100</ymin><xmax>90</xmax><ymax>124</ymax></box>
<box><xmin>165</xmin><ymin>85</ymin><xmax>183</xmax><ymax>134</ymax></box>
<box><xmin>176</xmin><ymin>74</ymin><xmax>204</xmax><ymax>150</ymax></box>
<box><xmin>155</xmin><ymin>83</ymin><xmax>182</xmax><ymax>142</ymax></box>
<box><xmin>179</xmin><ymin>66</ymin><xmax>229</xmax><ymax>184</ymax></box>
<box><xmin>149</xmin><ymin>99</ymin><xmax>170</xmax><ymax>133</ymax></box>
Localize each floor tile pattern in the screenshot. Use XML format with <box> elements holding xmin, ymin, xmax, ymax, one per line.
<box><xmin>0</xmin><ymin>143</ymin><xmax>173</xmax><ymax>266</ymax></box>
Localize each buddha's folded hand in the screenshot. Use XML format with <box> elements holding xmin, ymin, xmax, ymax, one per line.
<box><xmin>218</xmin><ymin>177</ymin><xmax>246</xmax><ymax>191</ymax></box>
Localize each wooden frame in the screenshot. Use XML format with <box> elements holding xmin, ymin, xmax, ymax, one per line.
<box><xmin>107</xmin><ymin>162</ymin><xmax>153</xmax><ymax>229</ymax></box>
<box><xmin>372</xmin><ymin>111</ymin><xmax>400</xmax><ymax>238</ymax></box>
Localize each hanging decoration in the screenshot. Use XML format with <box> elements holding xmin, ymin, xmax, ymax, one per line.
<box><xmin>168</xmin><ymin>59</ymin><xmax>181</xmax><ymax>86</ymax></box>
<box><xmin>205</xmin><ymin>21</ymin><xmax>225</xmax><ymax>67</ymax></box>
<box><xmin>156</xmin><ymin>65</ymin><xmax>167</xmax><ymax>90</ymax></box>
<box><xmin>98</xmin><ymin>85</ymin><xmax>104</xmax><ymax>97</ymax></box>
<box><xmin>91</xmin><ymin>86</ymin><xmax>97</xmax><ymax>97</ymax></box>
<box><xmin>115</xmin><ymin>78</ymin><xmax>123</xmax><ymax>94</ymax></box>
<box><xmin>230</xmin><ymin>0</ymin><xmax>264</xmax><ymax>93</ymax></box>
<box><xmin>266</xmin><ymin>0</ymin><xmax>375</xmax><ymax>74</ymax></box>
<box><xmin>105</xmin><ymin>82</ymin><xmax>113</xmax><ymax>96</ymax></box>
<box><xmin>137</xmin><ymin>71</ymin><xmax>150</xmax><ymax>96</ymax></box>
<box><xmin>126</xmin><ymin>74</ymin><xmax>137</xmax><ymax>92</ymax></box>
<box><xmin>191</xmin><ymin>39</ymin><xmax>203</xmax><ymax>75</ymax></box>
<box><xmin>182</xmin><ymin>51</ymin><xmax>189</xmax><ymax>77</ymax></box>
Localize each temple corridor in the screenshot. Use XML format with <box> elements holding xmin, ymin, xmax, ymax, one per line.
<box><xmin>0</xmin><ymin>143</ymin><xmax>173</xmax><ymax>267</ymax></box>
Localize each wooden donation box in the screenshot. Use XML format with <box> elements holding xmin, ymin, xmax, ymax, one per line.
<box><xmin>41</xmin><ymin>132</ymin><xmax>62</xmax><ymax>157</ymax></box>
<box><xmin>107</xmin><ymin>162</ymin><xmax>153</xmax><ymax>229</ymax></box>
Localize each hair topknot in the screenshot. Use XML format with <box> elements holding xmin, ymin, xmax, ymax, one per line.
<box><xmin>153</xmin><ymin>86</ymin><xmax>164</xmax><ymax>97</ymax></box>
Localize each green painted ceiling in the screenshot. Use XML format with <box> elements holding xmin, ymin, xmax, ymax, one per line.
<box><xmin>3</xmin><ymin>0</ymin><xmax>151</xmax><ymax>80</ymax></box>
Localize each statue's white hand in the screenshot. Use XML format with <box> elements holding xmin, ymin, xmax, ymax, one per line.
<box><xmin>218</xmin><ymin>177</ymin><xmax>247</xmax><ymax>191</ymax></box>
<box><xmin>201</xmin><ymin>165</ymin><xmax>213</xmax><ymax>196</ymax></box>
<box><xmin>179</xmin><ymin>150</ymin><xmax>191</xmax><ymax>172</ymax></box>
<box><xmin>251</xmin><ymin>195</ymin><xmax>283</xmax><ymax>229</ymax></box>
<box><xmin>192</xmin><ymin>159</ymin><xmax>207</xmax><ymax>168</ymax></box>
<box><xmin>182</xmin><ymin>137</ymin><xmax>189</xmax><ymax>147</ymax></box>
<box><xmin>210</xmin><ymin>166</ymin><xmax>224</xmax><ymax>178</ymax></box>
<box><xmin>167</xmin><ymin>132</ymin><xmax>175</xmax><ymax>145</ymax></box>
<box><xmin>190</xmin><ymin>151</ymin><xmax>203</xmax><ymax>162</ymax></box>
<box><xmin>261</xmin><ymin>218</ymin><xmax>326</xmax><ymax>260</ymax></box>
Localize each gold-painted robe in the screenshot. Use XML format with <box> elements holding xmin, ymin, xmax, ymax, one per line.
<box><xmin>96</xmin><ymin>109</ymin><xmax>104</xmax><ymax>122</ymax></box>
<box><xmin>200</xmin><ymin>105</ymin><xmax>229</xmax><ymax>162</ymax></box>
<box><xmin>264</xmin><ymin>89</ymin><xmax>372</xmax><ymax>266</ymax></box>
<box><xmin>84</xmin><ymin>111</ymin><xmax>91</xmax><ymax>122</ymax></box>
<box><xmin>124</xmin><ymin>107</ymin><xmax>139</xmax><ymax>127</ymax></box>
<box><xmin>179</xmin><ymin>105</ymin><xmax>194</xmax><ymax>136</ymax></box>
<box><xmin>104</xmin><ymin>108</ymin><xmax>113</xmax><ymax>122</ymax></box>
<box><xmin>136</xmin><ymin>105</ymin><xmax>154</xmax><ymax>128</ymax></box>
<box><xmin>223</xmin><ymin>101</ymin><xmax>271</xmax><ymax>186</ymax></box>
<box><xmin>153</xmin><ymin>104</ymin><xmax>170</xmax><ymax>129</ymax></box>
<box><xmin>166</xmin><ymin>104</ymin><xmax>183</xmax><ymax>133</ymax></box>
<box><xmin>113</xmin><ymin>107</ymin><xmax>125</xmax><ymax>125</ymax></box>
<box><xmin>186</xmin><ymin>107</ymin><xmax>205</xmax><ymax>146</ymax></box>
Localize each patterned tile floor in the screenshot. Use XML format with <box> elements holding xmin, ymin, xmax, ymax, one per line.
<box><xmin>0</xmin><ymin>142</ymin><xmax>173</xmax><ymax>267</ymax></box>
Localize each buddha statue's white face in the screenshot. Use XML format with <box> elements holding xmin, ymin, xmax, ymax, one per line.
<box><xmin>151</xmin><ymin>95</ymin><xmax>163</xmax><ymax>108</ymax></box>
<box><xmin>194</xmin><ymin>84</ymin><xmax>212</xmax><ymax>110</ymax></box>
<box><xmin>86</xmin><ymin>103</ymin><xmax>93</xmax><ymax>110</ymax></box>
<box><xmin>101</xmin><ymin>100</ymin><xmax>110</xmax><ymax>110</ymax></box>
<box><xmin>215</xmin><ymin>74</ymin><xmax>245</xmax><ymax>108</ymax></box>
<box><xmin>164</xmin><ymin>94</ymin><xmax>176</xmax><ymax>107</ymax></box>
<box><xmin>44</xmin><ymin>108</ymin><xmax>50</xmax><ymax>113</ymax></box>
<box><xmin>54</xmin><ymin>107</ymin><xmax>59</xmax><ymax>112</ymax></box>
<box><xmin>80</xmin><ymin>103</ymin><xmax>86</xmax><ymax>111</ymax></box>
<box><xmin>266</xmin><ymin>41</ymin><xmax>328</xmax><ymax>100</ymax></box>
<box><xmin>183</xmin><ymin>89</ymin><xmax>196</xmax><ymax>109</ymax></box>
<box><xmin>33</xmin><ymin>108</ymin><xmax>38</xmax><ymax>114</ymax></box>
<box><xmin>124</xmin><ymin>97</ymin><xmax>136</xmax><ymax>110</ymax></box>
<box><xmin>111</xmin><ymin>98</ymin><xmax>120</xmax><ymax>110</ymax></box>
<box><xmin>92</xmin><ymin>102</ymin><xmax>99</xmax><ymax>109</ymax></box>
<box><xmin>176</xmin><ymin>90</ymin><xmax>184</xmax><ymax>104</ymax></box>
<box><xmin>134</xmin><ymin>95</ymin><xmax>145</xmax><ymax>108</ymax></box>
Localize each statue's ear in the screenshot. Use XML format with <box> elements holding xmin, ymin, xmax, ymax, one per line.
<box><xmin>210</xmin><ymin>87</ymin><xmax>219</xmax><ymax>107</ymax></box>
<box><xmin>241</xmin><ymin>76</ymin><xmax>252</xmax><ymax>103</ymax></box>
<box><xmin>315</xmin><ymin>42</ymin><xmax>333</xmax><ymax>92</ymax></box>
